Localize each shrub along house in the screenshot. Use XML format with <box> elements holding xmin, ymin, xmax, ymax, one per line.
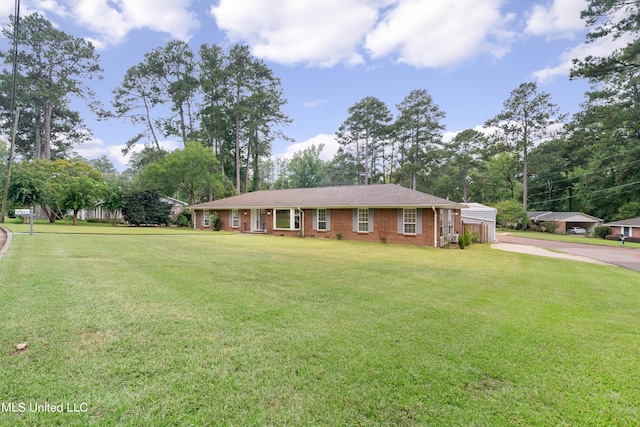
<box><xmin>604</xmin><ymin>217</ymin><xmax>640</xmax><ymax>239</ymax></box>
<box><xmin>189</xmin><ymin>184</ymin><xmax>465</xmax><ymax>247</ymax></box>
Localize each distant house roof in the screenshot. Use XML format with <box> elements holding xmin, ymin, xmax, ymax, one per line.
<box><xmin>161</xmin><ymin>196</ymin><xmax>188</xmax><ymax>206</ymax></box>
<box><xmin>527</xmin><ymin>211</ymin><xmax>602</xmax><ymax>222</ymax></box>
<box><xmin>190</xmin><ymin>184</ymin><xmax>466</xmax><ymax>210</ymax></box>
<box><xmin>605</xmin><ymin>217</ymin><xmax>640</xmax><ymax>227</ymax></box>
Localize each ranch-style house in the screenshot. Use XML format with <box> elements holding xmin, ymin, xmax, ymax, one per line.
<box><xmin>189</xmin><ymin>184</ymin><xmax>465</xmax><ymax>247</ymax></box>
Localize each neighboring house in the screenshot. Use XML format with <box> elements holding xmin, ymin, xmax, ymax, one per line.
<box><xmin>81</xmin><ymin>196</ymin><xmax>188</xmax><ymax>222</ymax></box>
<box><xmin>161</xmin><ymin>196</ymin><xmax>189</xmax><ymax>221</ymax></box>
<box><xmin>189</xmin><ymin>184</ymin><xmax>465</xmax><ymax>247</ymax></box>
<box><xmin>604</xmin><ymin>217</ymin><xmax>640</xmax><ymax>238</ymax></box>
<box><xmin>527</xmin><ymin>211</ymin><xmax>602</xmax><ymax>233</ymax></box>
<box><xmin>461</xmin><ymin>203</ymin><xmax>497</xmax><ymax>242</ymax></box>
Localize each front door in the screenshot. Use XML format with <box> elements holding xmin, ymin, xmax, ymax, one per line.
<box><xmin>251</xmin><ymin>209</ymin><xmax>266</xmax><ymax>232</ymax></box>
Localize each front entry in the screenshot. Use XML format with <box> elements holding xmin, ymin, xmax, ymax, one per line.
<box><xmin>251</xmin><ymin>209</ymin><xmax>267</xmax><ymax>232</ymax></box>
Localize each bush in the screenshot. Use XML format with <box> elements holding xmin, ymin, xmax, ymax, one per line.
<box><xmin>177</xmin><ymin>210</ymin><xmax>192</xmax><ymax>228</ymax></box>
<box><xmin>594</xmin><ymin>226</ymin><xmax>610</xmax><ymax>239</ymax></box>
<box><xmin>608</xmin><ymin>235</ymin><xmax>640</xmax><ymax>243</ymax></box>
<box><xmin>209</xmin><ymin>212</ymin><xmax>220</xmax><ymax>231</ymax></box>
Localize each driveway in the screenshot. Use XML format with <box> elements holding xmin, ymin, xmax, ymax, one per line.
<box><xmin>494</xmin><ymin>233</ymin><xmax>640</xmax><ymax>273</ymax></box>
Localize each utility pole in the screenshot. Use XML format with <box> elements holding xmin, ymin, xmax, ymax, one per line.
<box><xmin>0</xmin><ymin>0</ymin><xmax>21</xmax><ymax>223</ymax></box>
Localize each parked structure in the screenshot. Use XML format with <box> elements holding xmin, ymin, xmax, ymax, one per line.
<box><xmin>527</xmin><ymin>211</ymin><xmax>602</xmax><ymax>234</ymax></box>
<box><xmin>189</xmin><ymin>184</ymin><xmax>465</xmax><ymax>247</ymax></box>
<box><xmin>604</xmin><ymin>217</ymin><xmax>640</xmax><ymax>238</ymax></box>
<box><xmin>461</xmin><ymin>203</ymin><xmax>497</xmax><ymax>242</ymax></box>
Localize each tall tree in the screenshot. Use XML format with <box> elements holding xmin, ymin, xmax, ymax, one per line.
<box><xmin>0</xmin><ymin>13</ymin><xmax>102</xmax><ymax>160</ymax></box>
<box><xmin>109</xmin><ymin>62</ymin><xmax>163</xmax><ymax>154</ymax></box>
<box><xmin>145</xmin><ymin>41</ymin><xmax>199</xmax><ymax>144</ymax></box>
<box><xmin>485</xmin><ymin>82</ymin><xmax>565</xmax><ymax>211</ymax></box>
<box><xmin>444</xmin><ymin>129</ymin><xmax>487</xmax><ymax>203</ymax></box>
<box><xmin>395</xmin><ymin>89</ymin><xmax>446</xmax><ymax>190</ymax></box>
<box><xmin>335</xmin><ymin>96</ymin><xmax>392</xmax><ymax>185</ymax></box>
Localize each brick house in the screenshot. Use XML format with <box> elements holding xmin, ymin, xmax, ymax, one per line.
<box><xmin>605</xmin><ymin>217</ymin><xmax>640</xmax><ymax>238</ymax></box>
<box><xmin>527</xmin><ymin>211</ymin><xmax>602</xmax><ymax>233</ymax></box>
<box><xmin>189</xmin><ymin>184</ymin><xmax>465</xmax><ymax>247</ymax></box>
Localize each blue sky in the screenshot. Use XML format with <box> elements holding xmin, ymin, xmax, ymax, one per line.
<box><xmin>0</xmin><ymin>0</ymin><xmax>629</xmax><ymax>171</ymax></box>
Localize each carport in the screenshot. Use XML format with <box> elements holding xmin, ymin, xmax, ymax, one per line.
<box><xmin>527</xmin><ymin>211</ymin><xmax>602</xmax><ymax>234</ymax></box>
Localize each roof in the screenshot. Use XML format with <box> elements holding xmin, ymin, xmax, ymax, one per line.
<box><xmin>605</xmin><ymin>216</ymin><xmax>640</xmax><ymax>227</ymax></box>
<box><xmin>527</xmin><ymin>211</ymin><xmax>602</xmax><ymax>222</ymax></box>
<box><xmin>462</xmin><ymin>203</ymin><xmax>497</xmax><ymax>212</ymax></box>
<box><xmin>189</xmin><ymin>184</ymin><xmax>466</xmax><ymax>210</ymax></box>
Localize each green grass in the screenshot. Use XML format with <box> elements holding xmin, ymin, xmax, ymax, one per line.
<box><xmin>502</xmin><ymin>229</ymin><xmax>640</xmax><ymax>248</ymax></box>
<box><xmin>1</xmin><ymin>232</ymin><xmax>639</xmax><ymax>426</ymax></box>
<box><xmin>1</xmin><ymin>220</ymin><xmax>219</xmax><ymax>235</ymax></box>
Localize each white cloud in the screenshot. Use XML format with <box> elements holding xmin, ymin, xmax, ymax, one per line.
<box><xmin>525</xmin><ymin>0</ymin><xmax>587</xmax><ymax>39</ymax></box>
<box><xmin>69</xmin><ymin>0</ymin><xmax>199</xmax><ymax>48</ymax></box>
<box><xmin>531</xmin><ymin>33</ymin><xmax>633</xmax><ymax>83</ymax></box>
<box><xmin>279</xmin><ymin>134</ymin><xmax>339</xmax><ymax>162</ymax></box>
<box><xmin>303</xmin><ymin>99</ymin><xmax>328</xmax><ymax>108</ymax></box>
<box><xmin>74</xmin><ymin>137</ymin><xmax>109</xmax><ymax>160</ymax></box>
<box><xmin>211</xmin><ymin>0</ymin><xmax>516</xmax><ymax>69</ymax></box>
<box><xmin>365</xmin><ymin>0</ymin><xmax>516</xmax><ymax>68</ymax></box>
<box><xmin>210</xmin><ymin>0</ymin><xmax>384</xmax><ymax>67</ymax></box>
<box><xmin>105</xmin><ymin>140</ymin><xmax>182</xmax><ymax>170</ymax></box>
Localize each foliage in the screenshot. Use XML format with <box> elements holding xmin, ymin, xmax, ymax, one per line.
<box><xmin>209</xmin><ymin>211</ymin><xmax>220</xmax><ymax>231</ymax></box>
<box><xmin>613</xmin><ymin>201</ymin><xmax>640</xmax><ymax>221</ymax></box>
<box><xmin>121</xmin><ymin>190</ymin><xmax>171</xmax><ymax>226</ymax></box>
<box><xmin>594</xmin><ymin>225</ymin><xmax>610</xmax><ymax>239</ymax></box>
<box><xmin>539</xmin><ymin>221</ymin><xmax>559</xmax><ymax>233</ymax></box>
<box><xmin>485</xmin><ymin>82</ymin><xmax>566</xmax><ymax>212</ymax></box>
<box><xmin>395</xmin><ymin>89</ymin><xmax>446</xmax><ymax>190</ymax></box>
<box><xmin>8</xmin><ymin>159</ymin><xmax>103</xmax><ymax>223</ymax></box>
<box><xmin>57</xmin><ymin>175</ymin><xmax>104</xmax><ymax>225</ymax></box>
<box><xmin>494</xmin><ymin>199</ymin><xmax>529</xmax><ymax>229</ymax></box>
<box><xmin>137</xmin><ymin>141</ymin><xmax>225</xmax><ymax>205</ymax></box>
<box><xmin>0</xmin><ymin>13</ymin><xmax>102</xmax><ymax>160</ymax></box>
<box><xmin>101</xmin><ymin>183</ymin><xmax>124</xmax><ymax>226</ymax></box>
<box><xmin>176</xmin><ymin>209</ymin><xmax>192</xmax><ymax>227</ymax></box>
<box><xmin>275</xmin><ymin>144</ymin><xmax>326</xmax><ymax>189</ymax></box>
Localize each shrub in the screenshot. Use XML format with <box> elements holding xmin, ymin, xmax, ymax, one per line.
<box><xmin>594</xmin><ymin>226</ymin><xmax>610</xmax><ymax>239</ymax></box>
<box><xmin>209</xmin><ymin>212</ymin><xmax>220</xmax><ymax>231</ymax></box>
<box><xmin>177</xmin><ymin>210</ymin><xmax>192</xmax><ymax>228</ymax></box>
<box><xmin>540</xmin><ymin>221</ymin><xmax>559</xmax><ymax>233</ymax></box>
<box><xmin>458</xmin><ymin>237</ymin><xmax>466</xmax><ymax>249</ymax></box>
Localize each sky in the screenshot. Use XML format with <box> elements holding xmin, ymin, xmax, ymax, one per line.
<box><xmin>0</xmin><ymin>0</ymin><xmax>629</xmax><ymax>171</ymax></box>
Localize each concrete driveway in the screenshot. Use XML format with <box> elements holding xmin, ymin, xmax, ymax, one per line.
<box><xmin>494</xmin><ymin>233</ymin><xmax>640</xmax><ymax>273</ymax></box>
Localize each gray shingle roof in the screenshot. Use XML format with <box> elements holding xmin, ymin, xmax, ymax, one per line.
<box><xmin>605</xmin><ymin>217</ymin><xmax>640</xmax><ymax>227</ymax></box>
<box><xmin>190</xmin><ymin>184</ymin><xmax>465</xmax><ymax>209</ymax></box>
<box><xmin>527</xmin><ymin>211</ymin><xmax>602</xmax><ymax>222</ymax></box>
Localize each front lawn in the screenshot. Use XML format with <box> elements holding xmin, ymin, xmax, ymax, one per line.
<box><xmin>1</xmin><ymin>232</ymin><xmax>639</xmax><ymax>425</ymax></box>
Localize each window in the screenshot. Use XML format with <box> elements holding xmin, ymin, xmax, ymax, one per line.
<box><xmin>231</xmin><ymin>209</ymin><xmax>240</xmax><ymax>228</ymax></box>
<box><xmin>274</xmin><ymin>209</ymin><xmax>301</xmax><ymax>230</ymax></box>
<box><xmin>358</xmin><ymin>208</ymin><xmax>369</xmax><ymax>232</ymax></box>
<box><xmin>203</xmin><ymin>210</ymin><xmax>211</xmax><ymax>227</ymax></box>
<box><xmin>404</xmin><ymin>208</ymin><xmax>417</xmax><ymax>234</ymax></box>
<box><xmin>317</xmin><ymin>209</ymin><xmax>327</xmax><ymax>231</ymax></box>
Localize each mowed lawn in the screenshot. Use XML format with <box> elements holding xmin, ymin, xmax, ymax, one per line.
<box><xmin>1</xmin><ymin>231</ymin><xmax>639</xmax><ymax>426</ymax></box>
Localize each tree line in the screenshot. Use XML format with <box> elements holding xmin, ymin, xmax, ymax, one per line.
<box><xmin>2</xmin><ymin>0</ymin><xmax>640</xmax><ymax>225</ymax></box>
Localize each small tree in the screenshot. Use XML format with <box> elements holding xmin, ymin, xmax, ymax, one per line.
<box><xmin>58</xmin><ymin>176</ymin><xmax>103</xmax><ymax>225</ymax></box>
<box><xmin>494</xmin><ymin>199</ymin><xmax>529</xmax><ymax>230</ymax></box>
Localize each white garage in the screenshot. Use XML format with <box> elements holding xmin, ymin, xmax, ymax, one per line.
<box><xmin>461</xmin><ymin>203</ymin><xmax>497</xmax><ymax>242</ymax></box>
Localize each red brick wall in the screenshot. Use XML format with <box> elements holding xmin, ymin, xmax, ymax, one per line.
<box><xmin>193</xmin><ymin>207</ymin><xmax>462</xmax><ymax>247</ymax></box>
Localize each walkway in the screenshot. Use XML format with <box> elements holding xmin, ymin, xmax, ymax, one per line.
<box><xmin>495</xmin><ymin>233</ymin><xmax>640</xmax><ymax>273</ymax></box>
